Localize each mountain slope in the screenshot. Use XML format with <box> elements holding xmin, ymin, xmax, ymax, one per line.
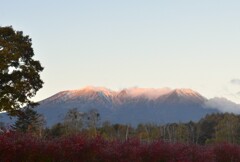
<box><xmin>156</xmin><ymin>89</ymin><xmax>206</xmax><ymax>105</ymax></box>
<box><xmin>37</xmin><ymin>87</ymin><xmax>219</xmax><ymax>126</ymax></box>
<box><xmin>0</xmin><ymin>87</ymin><xmax>221</xmax><ymax>127</ymax></box>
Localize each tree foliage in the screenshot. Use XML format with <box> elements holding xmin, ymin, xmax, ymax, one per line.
<box><xmin>12</xmin><ymin>107</ymin><xmax>45</xmax><ymax>134</ymax></box>
<box><xmin>215</xmin><ymin>114</ymin><xmax>240</xmax><ymax>143</ymax></box>
<box><xmin>0</xmin><ymin>26</ymin><xmax>43</xmax><ymax>115</ymax></box>
<box><xmin>46</xmin><ymin>112</ymin><xmax>240</xmax><ymax>144</ymax></box>
<box><xmin>63</xmin><ymin>108</ymin><xmax>85</xmax><ymax>134</ymax></box>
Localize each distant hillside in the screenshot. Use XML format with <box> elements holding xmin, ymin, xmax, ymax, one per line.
<box><xmin>3</xmin><ymin>86</ymin><xmax>240</xmax><ymax>127</ymax></box>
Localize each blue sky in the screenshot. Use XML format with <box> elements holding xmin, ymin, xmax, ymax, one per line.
<box><xmin>1</xmin><ymin>0</ymin><xmax>240</xmax><ymax>103</ymax></box>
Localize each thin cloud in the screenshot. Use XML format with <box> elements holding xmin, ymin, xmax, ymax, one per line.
<box><xmin>231</xmin><ymin>79</ymin><xmax>240</xmax><ymax>85</ymax></box>
<box><xmin>205</xmin><ymin>97</ymin><xmax>240</xmax><ymax>114</ymax></box>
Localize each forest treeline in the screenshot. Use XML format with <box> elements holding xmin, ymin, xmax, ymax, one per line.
<box><xmin>45</xmin><ymin>111</ymin><xmax>240</xmax><ymax>145</ymax></box>
<box><xmin>2</xmin><ymin>108</ymin><xmax>239</xmax><ymax>145</ymax></box>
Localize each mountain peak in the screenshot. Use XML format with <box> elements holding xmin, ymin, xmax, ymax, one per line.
<box><xmin>125</xmin><ymin>87</ymin><xmax>171</xmax><ymax>99</ymax></box>
<box><xmin>67</xmin><ymin>86</ymin><xmax>115</xmax><ymax>97</ymax></box>
<box><xmin>26</xmin><ymin>86</ymin><xmax>223</xmax><ymax>127</ymax></box>
<box><xmin>158</xmin><ymin>88</ymin><xmax>206</xmax><ymax>105</ymax></box>
<box><xmin>42</xmin><ymin>87</ymin><xmax>207</xmax><ymax>105</ymax></box>
<box><xmin>173</xmin><ymin>89</ymin><xmax>202</xmax><ymax>97</ymax></box>
<box><xmin>81</xmin><ymin>86</ymin><xmax>111</xmax><ymax>92</ymax></box>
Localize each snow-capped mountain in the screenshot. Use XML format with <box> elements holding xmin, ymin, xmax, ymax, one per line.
<box><xmin>32</xmin><ymin>86</ymin><xmax>220</xmax><ymax>126</ymax></box>
<box><xmin>156</xmin><ymin>89</ymin><xmax>207</xmax><ymax>105</ymax></box>
<box><xmin>1</xmin><ymin>86</ymin><xmax>227</xmax><ymax>127</ymax></box>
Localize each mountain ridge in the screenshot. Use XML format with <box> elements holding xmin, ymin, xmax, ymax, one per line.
<box><xmin>2</xmin><ymin>86</ymin><xmax>240</xmax><ymax>127</ymax></box>
<box><xmin>33</xmin><ymin>87</ymin><xmax>218</xmax><ymax>126</ymax></box>
<box><xmin>41</xmin><ymin>86</ymin><xmax>202</xmax><ymax>104</ymax></box>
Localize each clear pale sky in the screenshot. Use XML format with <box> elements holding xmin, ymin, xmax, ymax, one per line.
<box><xmin>1</xmin><ymin>0</ymin><xmax>240</xmax><ymax>103</ymax></box>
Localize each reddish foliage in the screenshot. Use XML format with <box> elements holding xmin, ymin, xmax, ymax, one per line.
<box><xmin>0</xmin><ymin>132</ymin><xmax>240</xmax><ymax>161</ymax></box>
<box><xmin>213</xmin><ymin>143</ymin><xmax>240</xmax><ymax>162</ymax></box>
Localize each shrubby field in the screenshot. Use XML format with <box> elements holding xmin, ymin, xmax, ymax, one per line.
<box><xmin>2</xmin><ymin>112</ymin><xmax>240</xmax><ymax>161</ymax></box>
<box><xmin>1</xmin><ymin>132</ymin><xmax>240</xmax><ymax>162</ymax></box>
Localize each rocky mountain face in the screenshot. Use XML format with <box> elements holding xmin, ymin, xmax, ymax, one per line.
<box><xmin>1</xmin><ymin>86</ymin><xmax>221</xmax><ymax>127</ymax></box>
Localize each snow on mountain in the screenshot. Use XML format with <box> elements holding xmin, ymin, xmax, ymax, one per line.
<box><xmin>157</xmin><ymin>88</ymin><xmax>207</xmax><ymax>105</ymax></box>
<box><xmin>123</xmin><ymin>87</ymin><xmax>171</xmax><ymax>99</ymax></box>
<box><xmin>174</xmin><ymin>89</ymin><xmax>205</xmax><ymax>99</ymax></box>
<box><xmin>0</xmin><ymin>87</ymin><xmax>224</xmax><ymax>127</ymax></box>
<box><xmin>41</xmin><ymin>86</ymin><xmax>116</xmax><ymax>104</ymax></box>
<box><xmin>33</xmin><ymin>87</ymin><xmax>220</xmax><ymax>126</ymax></box>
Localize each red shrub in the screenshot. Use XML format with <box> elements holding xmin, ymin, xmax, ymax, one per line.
<box><xmin>1</xmin><ymin>132</ymin><xmax>240</xmax><ymax>161</ymax></box>
<box><xmin>213</xmin><ymin>143</ymin><xmax>240</xmax><ymax>162</ymax></box>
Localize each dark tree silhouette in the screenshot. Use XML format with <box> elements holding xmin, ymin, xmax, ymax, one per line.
<box><xmin>0</xmin><ymin>26</ymin><xmax>43</xmax><ymax>115</ymax></box>
<box><xmin>12</xmin><ymin>107</ymin><xmax>45</xmax><ymax>134</ymax></box>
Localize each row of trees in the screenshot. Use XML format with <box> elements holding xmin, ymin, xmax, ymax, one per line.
<box><xmin>99</xmin><ymin>113</ymin><xmax>240</xmax><ymax>144</ymax></box>
<box><xmin>46</xmin><ymin>108</ymin><xmax>100</xmax><ymax>137</ymax></box>
<box><xmin>10</xmin><ymin>108</ymin><xmax>240</xmax><ymax>145</ymax></box>
<box><xmin>54</xmin><ymin>111</ymin><xmax>240</xmax><ymax>145</ymax></box>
